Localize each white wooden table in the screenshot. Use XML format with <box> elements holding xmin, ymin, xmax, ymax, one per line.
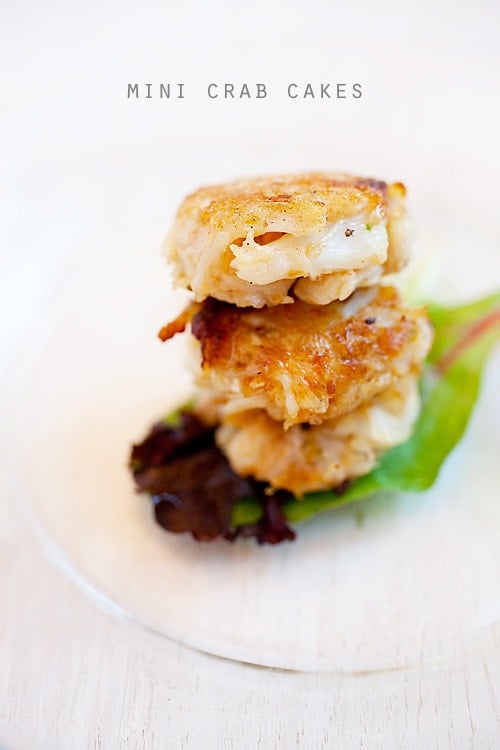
<box><xmin>2</xmin><ymin>1</ymin><xmax>500</xmax><ymax>746</ymax></box>
<box><xmin>2</xmin><ymin>496</ymin><xmax>500</xmax><ymax>748</ymax></box>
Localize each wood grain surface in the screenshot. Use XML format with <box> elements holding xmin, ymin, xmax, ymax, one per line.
<box><xmin>1</xmin><ymin>491</ymin><xmax>500</xmax><ymax>749</ymax></box>
<box><xmin>2</xmin><ymin>1</ymin><xmax>500</xmax><ymax>745</ymax></box>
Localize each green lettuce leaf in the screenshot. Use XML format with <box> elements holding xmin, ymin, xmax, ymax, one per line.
<box><xmin>232</xmin><ymin>290</ymin><xmax>500</xmax><ymax>527</ymax></box>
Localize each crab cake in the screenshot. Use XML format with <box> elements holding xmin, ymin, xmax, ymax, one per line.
<box><xmin>189</xmin><ymin>286</ymin><xmax>432</xmax><ymax>428</ymax></box>
<box><xmin>166</xmin><ymin>174</ymin><xmax>410</xmax><ymax>308</ymax></box>
<box><xmin>216</xmin><ymin>375</ymin><xmax>420</xmax><ymax>496</ymax></box>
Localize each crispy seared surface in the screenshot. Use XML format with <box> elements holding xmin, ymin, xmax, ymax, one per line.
<box><xmin>177</xmin><ymin>173</ymin><xmax>390</xmax><ymax>230</ymax></box>
<box><xmin>158</xmin><ymin>301</ymin><xmax>200</xmax><ymax>342</ymax></box>
<box><xmin>191</xmin><ymin>286</ymin><xmax>432</xmax><ymax>428</ymax></box>
<box><xmin>166</xmin><ymin>173</ymin><xmax>410</xmax><ymax>307</ymax></box>
<box><xmin>216</xmin><ymin>375</ymin><xmax>420</xmax><ymax>495</ymax></box>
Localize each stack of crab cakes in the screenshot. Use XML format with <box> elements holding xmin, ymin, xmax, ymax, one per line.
<box><xmin>161</xmin><ymin>174</ymin><xmax>433</xmax><ymax>496</ymax></box>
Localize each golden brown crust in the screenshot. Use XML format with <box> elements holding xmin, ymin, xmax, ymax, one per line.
<box><xmin>158</xmin><ymin>301</ymin><xmax>200</xmax><ymax>342</ymax></box>
<box><xmin>166</xmin><ymin>173</ymin><xmax>410</xmax><ymax>307</ymax></box>
<box><xmin>191</xmin><ymin>286</ymin><xmax>433</xmax><ymax>427</ymax></box>
<box><xmin>188</xmin><ymin>173</ymin><xmax>387</xmax><ymax>231</ymax></box>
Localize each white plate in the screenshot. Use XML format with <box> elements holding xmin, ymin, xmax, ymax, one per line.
<box><xmin>6</xmin><ymin>154</ymin><xmax>500</xmax><ymax>673</ymax></box>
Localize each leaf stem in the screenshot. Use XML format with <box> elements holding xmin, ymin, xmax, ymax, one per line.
<box><xmin>435</xmin><ymin>307</ymin><xmax>500</xmax><ymax>374</ymax></box>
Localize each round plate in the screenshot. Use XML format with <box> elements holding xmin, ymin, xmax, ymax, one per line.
<box><xmin>7</xmin><ymin>160</ymin><xmax>500</xmax><ymax>673</ymax></box>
